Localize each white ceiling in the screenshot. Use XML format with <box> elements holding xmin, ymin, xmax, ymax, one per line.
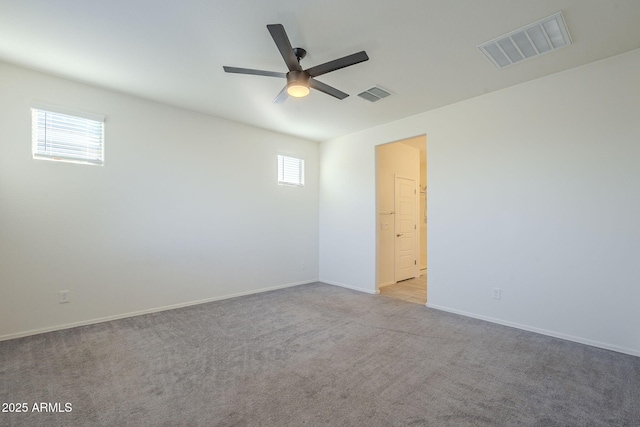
<box><xmin>1</xmin><ymin>1</ymin><xmax>639</xmax><ymax>142</ymax></box>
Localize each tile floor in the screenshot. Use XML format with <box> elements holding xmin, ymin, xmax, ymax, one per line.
<box><xmin>379</xmin><ymin>274</ymin><xmax>427</xmax><ymax>305</ymax></box>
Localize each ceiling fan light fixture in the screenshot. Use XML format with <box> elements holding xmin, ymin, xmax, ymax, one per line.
<box><xmin>287</xmin><ymin>83</ymin><xmax>310</xmax><ymax>98</ymax></box>
<box><xmin>286</xmin><ymin>71</ymin><xmax>310</xmax><ymax>98</ymax></box>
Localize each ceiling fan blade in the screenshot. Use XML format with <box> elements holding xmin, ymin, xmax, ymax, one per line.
<box><xmin>223</xmin><ymin>66</ymin><xmax>286</xmax><ymax>78</ymax></box>
<box><xmin>309</xmin><ymin>78</ymin><xmax>348</xmax><ymax>100</ymax></box>
<box><xmin>267</xmin><ymin>24</ymin><xmax>302</xmax><ymax>72</ymax></box>
<box><xmin>306</xmin><ymin>51</ymin><xmax>369</xmax><ymax>77</ymax></box>
<box><xmin>273</xmin><ymin>85</ymin><xmax>289</xmax><ymax>104</ymax></box>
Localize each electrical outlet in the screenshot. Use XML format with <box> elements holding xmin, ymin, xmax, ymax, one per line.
<box><xmin>491</xmin><ymin>288</ymin><xmax>501</xmax><ymax>300</ymax></box>
<box><xmin>300</xmin><ymin>261</ymin><xmax>306</xmax><ymax>270</ymax></box>
<box><xmin>59</xmin><ymin>290</ymin><xmax>70</xmax><ymax>303</ymax></box>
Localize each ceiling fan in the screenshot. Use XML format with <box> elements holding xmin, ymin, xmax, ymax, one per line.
<box><xmin>223</xmin><ymin>24</ymin><xmax>369</xmax><ymax>103</ymax></box>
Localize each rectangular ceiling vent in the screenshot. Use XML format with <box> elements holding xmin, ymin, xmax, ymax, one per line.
<box><xmin>478</xmin><ymin>11</ymin><xmax>572</xmax><ymax>69</ymax></box>
<box><xmin>358</xmin><ymin>86</ymin><xmax>391</xmax><ymax>102</ymax></box>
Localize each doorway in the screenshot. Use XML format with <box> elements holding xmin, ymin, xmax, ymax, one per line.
<box><xmin>375</xmin><ymin>135</ymin><xmax>427</xmax><ymax>304</ymax></box>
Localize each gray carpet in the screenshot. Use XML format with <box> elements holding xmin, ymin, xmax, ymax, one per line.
<box><xmin>1</xmin><ymin>282</ymin><xmax>639</xmax><ymax>426</ymax></box>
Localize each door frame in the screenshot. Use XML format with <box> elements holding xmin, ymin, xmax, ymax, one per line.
<box><xmin>375</xmin><ymin>135</ymin><xmax>427</xmax><ymax>293</ymax></box>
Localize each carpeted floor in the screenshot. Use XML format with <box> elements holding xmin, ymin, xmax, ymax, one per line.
<box><xmin>1</xmin><ymin>282</ymin><xmax>639</xmax><ymax>426</ymax></box>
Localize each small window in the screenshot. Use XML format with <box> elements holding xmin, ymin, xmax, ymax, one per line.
<box><xmin>277</xmin><ymin>155</ymin><xmax>304</xmax><ymax>186</ymax></box>
<box><xmin>32</xmin><ymin>105</ymin><xmax>104</xmax><ymax>165</ymax></box>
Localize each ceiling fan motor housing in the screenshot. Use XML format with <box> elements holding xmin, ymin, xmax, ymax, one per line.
<box><xmin>287</xmin><ymin>70</ymin><xmax>309</xmax><ymax>86</ymax></box>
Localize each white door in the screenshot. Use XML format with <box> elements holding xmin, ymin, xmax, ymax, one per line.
<box><xmin>395</xmin><ymin>176</ymin><xmax>417</xmax><ymax>282</ymax></box>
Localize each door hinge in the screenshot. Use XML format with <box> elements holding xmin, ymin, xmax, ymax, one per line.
<box><xmin>414</xmin><ymin>224</ymin><xmax>416</xmax><ymax>229</ymax></box>
<box><xmin>414</xmin><ymin>260</ymin><xmax>417</xmax><ymax>265</ymax></box>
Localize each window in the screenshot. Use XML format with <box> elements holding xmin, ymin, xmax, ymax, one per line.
<box><xmin>277</xmin><ymin>155</ymin><xmax>304</xmax><ymax>186</ymax></box>
<box><xmin>32</xmin><ymin>105</ymin><xmax>104</xmax><ymax>165</ymax></box>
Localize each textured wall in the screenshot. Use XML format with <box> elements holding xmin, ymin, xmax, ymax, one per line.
<box><xmin>319</xmin><ymin>49</ymin><xmax>640</xmax><ymax>356</ymax></box>
<box><xmin>0</xmin><ymin>62</ymin><xmax>319</xmax><ymax>339</ymax></box>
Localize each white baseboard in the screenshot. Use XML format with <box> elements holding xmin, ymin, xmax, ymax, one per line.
<box><xmin>320</xmin><ymin>280</ymin><xmax>378</xmax><ymax>295</ymax></box>
<box><xmin>426</xmin><ymin>303</ymin><xmax>640</xmax><ymax>358</ymax></box>
<box><xmin>0</xmin><ymin>279</ymin><xmax>317</xmax><ymax>342</ymax></box>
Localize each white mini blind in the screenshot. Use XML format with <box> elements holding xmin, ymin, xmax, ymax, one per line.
<box><xmin>277</xmin><ymin>155</ymin><xmax>304</xmax><ymax>186</ymax></box>
<box><xmin>32</xmin><ymin>107</ymin><xmax>104</xmax><ymax>165</ymax></box>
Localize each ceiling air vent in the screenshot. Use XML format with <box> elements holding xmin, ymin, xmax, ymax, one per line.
<box><xmin>478</xmin><ymin>11</ymin><xmax>572</xmax><ymax>69</ymax></box>
<box><xmin>358</xmin><ymin>86</ymin><xmax>391</xmax><ymax>102</ymax></box>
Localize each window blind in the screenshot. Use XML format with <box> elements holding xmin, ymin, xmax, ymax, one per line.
<box><xmin>277</xmin><ymin>155</ymin><xmax>304</xmax><ymax>186</ymax></box>
<box><xmin>32</xmin><ymin>107</ymin><xmax>104</xmax><ymax>165</ymax></box>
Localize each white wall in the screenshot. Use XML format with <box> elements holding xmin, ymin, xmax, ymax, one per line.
<box><xmin>319</xmin><ymin>134</ymin><xmax>377</xmax><ymax>293</ymax></box>
<box><xmin>376</xmin><ymin>140</ymin><xmax>420</xmax><ymax>286</ymax></box>
<box><xmin>0</xmin><ymin>62</ymin><xmax>319</xmax><ymax>339</ymax></box>
<box><xmin>319</xmin><ymin>48</ymin><xmax>640</xmax><ymax>356</ymax></box>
